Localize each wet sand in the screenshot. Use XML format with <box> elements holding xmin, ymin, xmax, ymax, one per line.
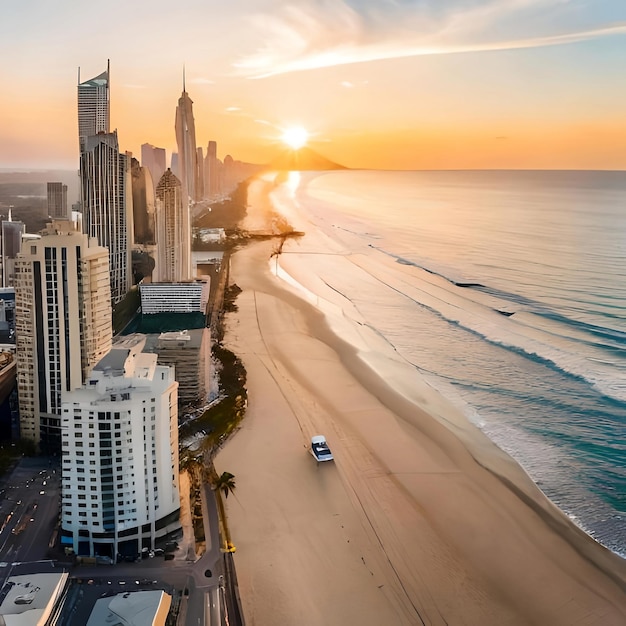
<box><xmin>215</xmin><ymin>176</ymin><xmax>626</xmax><ymax>625</ymax></box>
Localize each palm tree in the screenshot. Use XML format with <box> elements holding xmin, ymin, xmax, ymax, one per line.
<box><xmin>213</xmin><ymin>471</ymin><xmax>237</xmax><ymax>552</ymax></box>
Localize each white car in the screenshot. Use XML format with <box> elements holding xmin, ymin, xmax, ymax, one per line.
<box><xmin>311</xmin><ymin>435</ymin><xmax>334</xmax><ymax>462</ymax></box>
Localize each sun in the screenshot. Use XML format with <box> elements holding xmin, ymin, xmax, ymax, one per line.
<box><xmin>281</xmin><ymin>126</ymin><xmax>309</xmax><ymax>150</ymax></box>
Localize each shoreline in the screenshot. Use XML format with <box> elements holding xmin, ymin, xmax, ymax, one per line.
<box><xmin>215</xmin><ymin>175</ymin><xmax>626</xmax><ymax>625</ymax></box>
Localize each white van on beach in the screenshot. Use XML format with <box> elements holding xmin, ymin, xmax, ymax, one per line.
<box><xmin>311</xmin><ymin>435</ymin><xmax>334</xmax><ymax>462</ymax></box>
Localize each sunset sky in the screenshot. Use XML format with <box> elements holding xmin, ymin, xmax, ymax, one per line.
<box><xmin>1</xmin><ymin>0</ymin><xmax>625</xmax><ymax>170</ymax></box>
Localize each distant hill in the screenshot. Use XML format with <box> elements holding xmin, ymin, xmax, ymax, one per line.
<box><xmin>266</xmin><ymin>146</ymin><xmax>347</xmax><ymax>171</ymax></box>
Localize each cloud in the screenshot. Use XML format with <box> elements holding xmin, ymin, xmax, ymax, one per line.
<box><xmin>225</xmin><ymin>106</ymin><xmax>242</xmax><ymax>112</ymax></box>
<box><xmin>232</xmin><ymin>0</ymin><xmax>626</xmax><ymax>77</ymax></box>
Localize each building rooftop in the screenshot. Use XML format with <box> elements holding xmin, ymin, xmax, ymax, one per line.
<box><xmin>0</xmin><ymin>573</ymin><xmax>69</xmax><ymax>626</ymax></box>
<box><xmin>79</xmin><ymin>70</ymin><xmax>108</xmax><ymax>88</ymax></box>
<box><xmin>158</xmin><ymin>328</ymin><xmax>204</xmax><ymax>349</ymax></box>
<box><xmin>93</xmin><ymin>348</ymin><xmax>129</xmax><ymax>376</ymax></box>
<box><xmin>86</xmin><ymin>590</ymin><xmax>171</xmax><ymax>626</ymax></box>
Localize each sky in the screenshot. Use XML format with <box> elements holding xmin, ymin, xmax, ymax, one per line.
<box><xmin>1</xmin><ymin>0</ymin><xmax>625</xmax><ymax>170</ymax></box>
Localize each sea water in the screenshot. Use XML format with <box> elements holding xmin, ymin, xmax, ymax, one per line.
<box><xmin>272</xmin><ymin>169</ymin><xmax>626</xmax><ymax>557</ymax></box>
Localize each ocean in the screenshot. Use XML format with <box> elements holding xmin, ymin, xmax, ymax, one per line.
<box><xmin>268</xmin><ymin>169</ymin><xmax>626</xmax><ymax>558</ymax></box>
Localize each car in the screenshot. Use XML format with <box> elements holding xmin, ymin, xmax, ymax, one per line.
<box><xmin>311</xmin><ymin>435</ymin><xmax>334</xmax><ymax>462</ymax></box>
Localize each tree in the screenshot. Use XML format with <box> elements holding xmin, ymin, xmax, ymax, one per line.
<box><xmin>213</xmin><ymin>471</ymin><xmax>236</xmax><ymax>552</ymax></box>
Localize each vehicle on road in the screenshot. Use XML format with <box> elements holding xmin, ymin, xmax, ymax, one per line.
<box><xmin>311</xmin><ymin>435</ymin><xmax>334</xmax><ymax>462</ymax></box>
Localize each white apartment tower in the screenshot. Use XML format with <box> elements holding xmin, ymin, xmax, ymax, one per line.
<box><xmin>60</xmin><ymin>334</ymin><xmax>180</xmax><ymax>559</ymax></box>
<box><xmin>154</xmin><ymin>169</ymin><xmax>191</xmax><ymax>282</ymax></box>
<box><xmin>78</xmin><ymin>61</ymin><xmax>110</xmax><ymax>154</ymax></box>
<box><xmin>80</xmin><ymin>132</ymin><xmax>133</xmax><ymax>304</ymax></box>
<box><xmin>14</xmin><ymin>220</ymin><xmax>112</xmax><ymax>453</ymax></box>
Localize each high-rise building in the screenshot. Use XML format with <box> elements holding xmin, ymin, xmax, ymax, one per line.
<box><xmin>80</xmin><ymin>132</ymin><xmax>132</xmax><ymax>304</ymax></box>
<box><xmin>154</xmin><ymin>169</ymin><xmax>190</xmax><ymax>282</ymax></box>
<box><xmin>1</xmin><ymin>219</ymin><xmax>25</xmax><ymax>287</ymax></box>
<box><xmin>204</xmin><ymin>141</ymin><xmax>221</xmax><ymax>198</ymax></box>
<box><xmin>196</xmin><ymin>146</ymin><xmax>205</xmax><ymax>200</ymax></box>
<box><xmin>131</xmin><ymin>157</ymin><xmax>155</xmax><ymax>246</ymax></box>
<box><xmin>14</xmin><ymin>220</ymin><xmax>112</xmax><ymax>453</ymax></box>
<box><xmin>60</xmin><ymin>333</ymin><xmax>180</xmax><ymax>559</ymax></box>
<box><xmin>77</xmin><ymin>61</ymin><xmax>110</xmax><ymax>154</ymax></box>
<box><xmin>47</xmin><ymin>182</ymin><xmax>68</xmax><ymax>219</ymax></box>
<box><xmin>174</xmin><ymin>74</ymin><xmax>198</xmax><ymax>204</ymax></box>
<box><xmin>141</xmin><ymin>143</ymin><xmax>166</xmax><ymax>195</ymax></box>
<box><xmin>170</xmin><ymin>153</ymin><xmax>179</xmax><ymax>180</ymax></box>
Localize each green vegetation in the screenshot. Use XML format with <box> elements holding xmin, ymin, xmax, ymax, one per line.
<box><xmin>213</xmin><ymin>471</ymin><xmax>236</xmax><ymax>499</ymax></box>
<box><xmin>191</xmin><ymin>482</ymin><xmax>206</xmax><ymax>544</ymax></box>
<box><xmin>212</xmin><ymin>471</ymin><xmax>237</xmax><ymax>552</ymax></box>
<box><xmin>179</xmin><ymin>392</ymin><xmax>247</xmax><ymax>459</ymax></box>
<box><xmin>220</xmin><ymin>283</ymin><xmax>241</xmax><ymax>318</ymax></box>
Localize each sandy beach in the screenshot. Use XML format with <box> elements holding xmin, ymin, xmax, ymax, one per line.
<box><xmin>215</xmin><ymin>176</ymin><xmax>626</xmax><ymax>625</ymax></box>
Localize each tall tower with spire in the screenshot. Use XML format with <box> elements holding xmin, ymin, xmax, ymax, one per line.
<box><xmin>174</xmin><ymin>68</ymin><xmax>199</xmax><ymax>205</ymax></box>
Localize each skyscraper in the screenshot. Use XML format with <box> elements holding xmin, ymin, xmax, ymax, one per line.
<box><xmin>170</xmin><ymin>153</ymin><xmax>179</xmax><ymax>180</ymax></box>
<box><xmin>1</xmin><ymin>218</ymin><xmax>25</xmax><ymax>287</ymax></box>
<box><xmin>77</xmin><ymin>61</ymin><xmax>110</xmax><ymax>154</ymax></box>
<box><xmin>204</xmin><ymin>140</ymin><xmax>221</xmax><ymax>198</ymax></box>
<box><xmin>196</xmin><ymin>146</ymin><xmax>205</xmax><ymax>200</ymax></box>
<box><xmin>80</xmin><ymin>132</ymin><xmax>132</xmax><ymax>304</ymax></box>
<box><xmin>141</xmin><ymin>143</ymin><xmax>166</xmax><ymax>195</ymax></box>
<box><xmin>14</xmin><ymin>220</ymin><xmax>112</xmax><ymax>453</ymax></box>
<box><xmin>154</xmin><ymin>169</ymin><xmax>191</xmax><ymax>282</ymax></box>
<box><xmin>174</xmin><ymin>72</ymin><xmax>198</xmax><ymax>205</ymax></box>
<box><xmin>47</xmin><ymin>182</ymin><xmax>68</xmax><ymax>219</ymax></box>
<box><xmin>60</xmin><ymin>334</ymin><xmax>180</xmax><ymax>559</ymax></box>
<box><xmin>131</xmin><ymin>157</ymin><xmax>155</xmax><ymax>246</ymax></box>
<box><xmin>78</xmin><ymin>61</ymin><xmax>132</xmax><ymax>304</ymax></box>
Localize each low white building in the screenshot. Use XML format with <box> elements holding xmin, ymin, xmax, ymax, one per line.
<box><xmin>139</xmin><ymin>280</ymin><xmax>209</xmax><ymax>314</ymax></box>
<box><xmin>60</xmin><ymin>334</ymin><xmax>181</xmax><ymax>559</ymax></box>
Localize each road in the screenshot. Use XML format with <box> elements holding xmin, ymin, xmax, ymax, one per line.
<box><xmin>0</xmin><ymin>457</ymin><xmax>59</xmax><ymax>583</ymax></box>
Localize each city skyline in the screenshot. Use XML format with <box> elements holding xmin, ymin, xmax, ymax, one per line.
<box><xmin>1</xmin><ymin>1</ymin><xmax>625</xmax><ymax>171</ymax></box>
